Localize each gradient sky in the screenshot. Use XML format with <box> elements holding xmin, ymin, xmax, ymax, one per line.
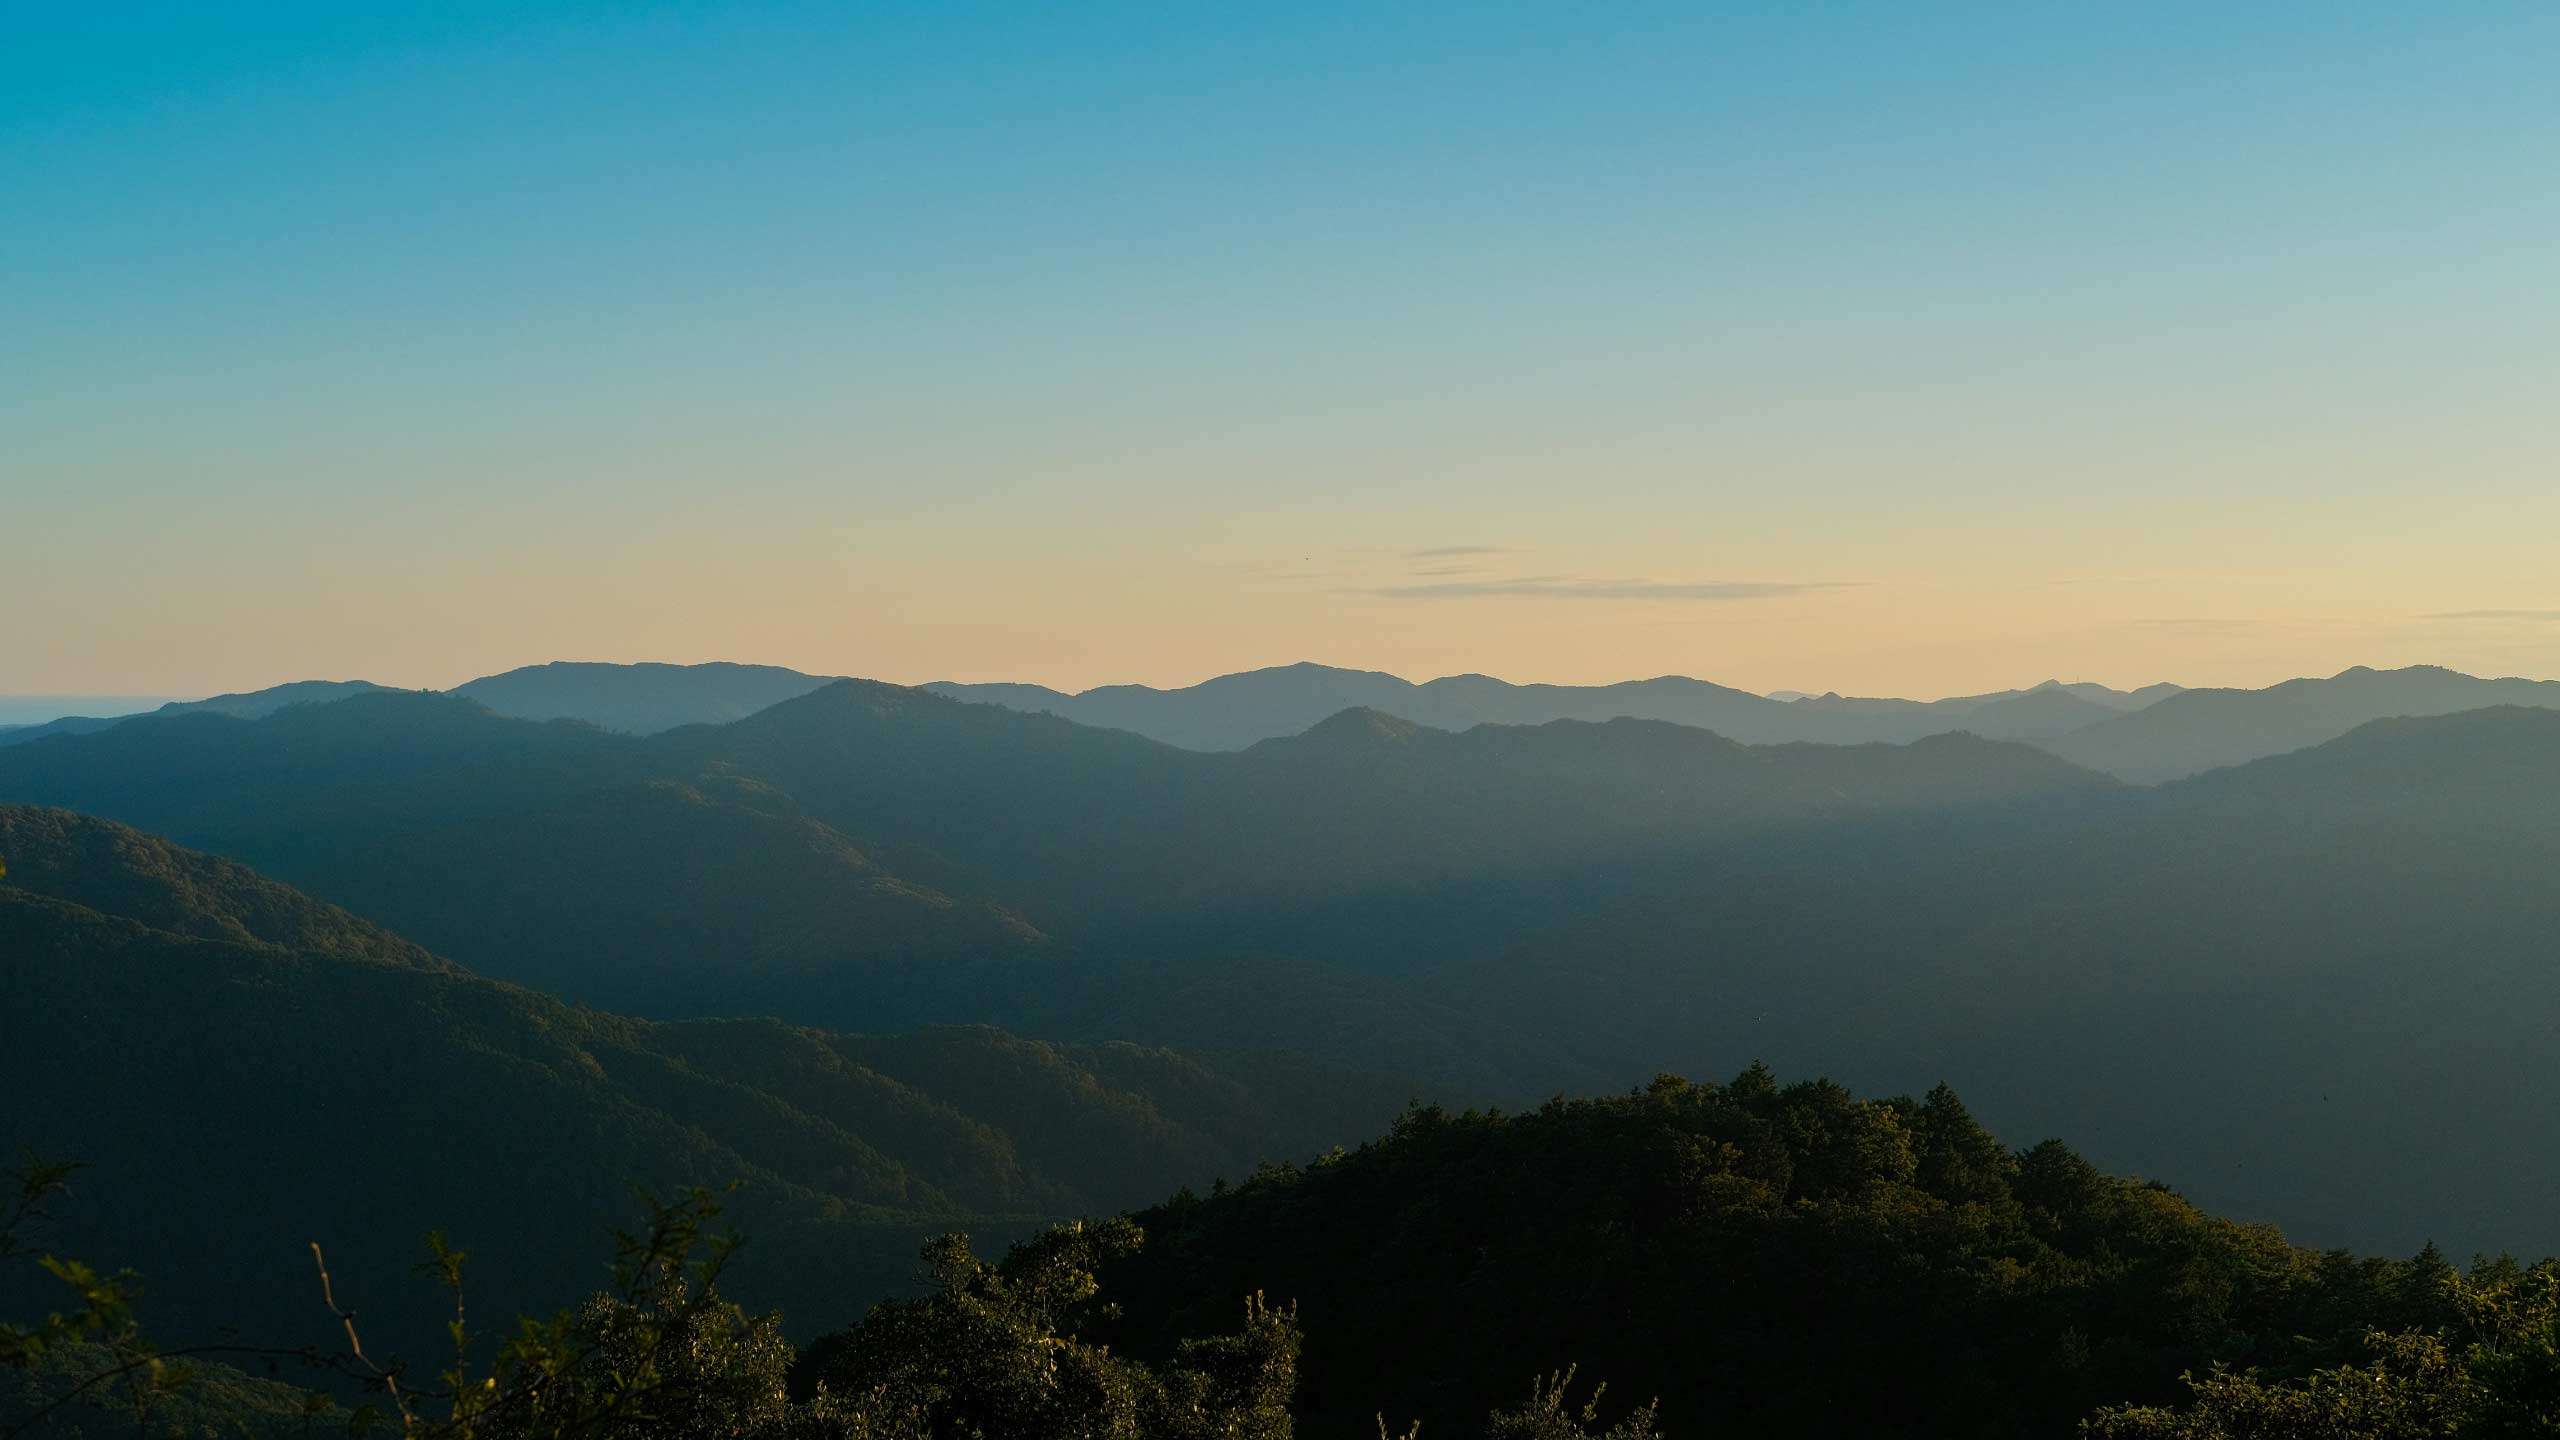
<box><xmin>8</xmin><ymin>2</ymin><xmax>2558</xmax><ymax>700</ymax></box>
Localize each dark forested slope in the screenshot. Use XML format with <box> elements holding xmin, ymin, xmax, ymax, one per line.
<box><xmin>1095</xmin><ymin>1072</ymin><xmax>2468</xmax><ymax>1440</ymax></box>
<box><xmin>0</xmin><ymin>809</ymin><xmax>1393</xmax><ymax>1364</ymax></box>
<box><xmin>0</xmin><ymin>698</ymin><xmax>1048</xmax><ymax>1024</ymax></box>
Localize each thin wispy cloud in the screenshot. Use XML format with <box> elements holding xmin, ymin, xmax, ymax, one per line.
<box><xmin>1366</xmin><ymin>577</ymin><xmax>1853</xmax><ymax>602</ymax></box>
<box><xmin>2128</xmin><ymin>617</ymin><xmax>2251</xmax><ymax>631</ymax></box>
<box><xmin>2425</xmin><ymin>609</ymin><xmax>2560</xmax><ymax>622</ymax></box>
<box><xmin>1405</xmin><ymin>545</ymin><xmax>1510</xmax><ymax>559</ymax></box>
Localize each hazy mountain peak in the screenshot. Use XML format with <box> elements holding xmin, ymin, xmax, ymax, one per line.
<box><xmin>1276</xmin><ymin>706</ymin><xmax>1433</xmax><ymax>749</ymax></box>
<box><xmin>453</xmin><ymin>659</ymin><xmax>838</xmax><ymax>733</ymax></box>
<box><xmin>178</xmin><ymin>678</ymin><xmax>394</xmax><ymax>716</ymax></box>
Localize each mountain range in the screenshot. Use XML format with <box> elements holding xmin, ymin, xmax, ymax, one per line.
<box><xmin>15</xmin><ymin>658</ymin><xmax>2556</xmax><ymax>783</ymax></box>
<box><xmin>0</xmin><ymin>681</ymin><xmax>2110</xmax><ymax>1032</ymax></box>
<box><xmin>2038</xmin><ymin>662</ymin><xmax>2560</xmax><ymax>781</ymax></box>
<box><xmin>926</xmin><ymin>664</ymin><xmax>2181</xmax><ymax>750</ymax></box>
<box><xmin>7</xmin><ymin>671</ymin><xmax>2560</xmax><ymax>1260</ymax></box>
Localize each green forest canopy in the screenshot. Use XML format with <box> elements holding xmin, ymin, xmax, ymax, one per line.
<box><xmin>9</xmin><ymin>1071</ymin><xmax>2557</xmax><ymax>1439</ymax></box>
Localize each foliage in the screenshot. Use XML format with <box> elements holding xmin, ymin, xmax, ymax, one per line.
<box><xmin>1097</xmin><ymin>1071</ymin><xmax>2467</xmax><ymax>1438</ymax></box>
<box><xmin>4</xmin><ymin>1182</ymin><xmax>1300</xmax><ymax>1440</ymax></box>
<box><xmin>1</xmin><ymin>1159</ymin><xmax>347</xmax><ymax>1440</ymax></box>
<box><xmin>2084</xmin><ymin>1261</ymin><xmax>2560</xmax><ymax>1438</ymax></box>
<box><xmin>12</xmin><ymin>1083</ymin><xmax>2560</xmax><ymax>1440</ymax></box>
<box><xmin>1479</xmin><ymin>1370</ymin><xmax>1659</xmax><ymax>1440</ymax></box>
<box><xmin>797</xmin><ymin>1219</ymin><xmax>1297</xmax><ymax>1440</ymax></box>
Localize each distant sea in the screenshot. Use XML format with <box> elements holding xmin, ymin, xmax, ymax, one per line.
<box><xmin>0</xmin><ymin>696</ymin><xmax>194</xmax><ymax>727</ymax></box>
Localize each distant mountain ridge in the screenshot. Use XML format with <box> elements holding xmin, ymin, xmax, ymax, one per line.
<box><xmin>2039</xmin><ymin>663</ymin><xmax>2560</xmax><ymax>781</ymax></box>
<box><xmin>15</xmin><ymin>660</ymin><xmax>2559</xmax><ymax>774</ymax></box>
<box><xmin>0</xmin><ymin>695</ymin><xmax>191</xmax><ymax>728</ymax></box>
<box><xmin>453</xmin><ymin>659</ymin><xmax>842</xmax><ymax>733</ymax></box>
<box><xmin>925</xmin><ymin>663</ymin><xmax>2183</xmax><ymax>750</ymax></box>
<box><xmin>0</xmin><ymin>678</ymin><xmax>2116</xmax><ymax>1060</ymax></box>
<box><xmin>659</xmin><ymin>680</ymin><xmax>2118</xmax><ymax>936</ymax></box>
<box><xmin>0</xmin><ymin>679</ymin><xmax>392</xmax><ymax>746</ymax></box>
<box><xmin>924</xmin><ymin>660</ymin><xmax>2560</xmax><ymax>779</ymax></box>
<box><xmin>0</xmin><ymin>664</ymin><xmax>847</xmax><ymax>747</ymax></box>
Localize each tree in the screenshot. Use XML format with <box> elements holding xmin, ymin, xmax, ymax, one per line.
<box><xmin>800</xmin><ymin>1219</ymin><xmax>1298</xmax><ymax>1440</ymax></box>
<box><xmin>2081</xmin><ymin>1262</ymin><xmax>2560</xmax><ymax>1439</ymax></box>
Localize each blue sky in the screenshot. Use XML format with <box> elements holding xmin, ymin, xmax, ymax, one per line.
<box><xmin>7</xmin><ymin>2</ymin><xmax>2557</xmax><ymax>696</ymax></box>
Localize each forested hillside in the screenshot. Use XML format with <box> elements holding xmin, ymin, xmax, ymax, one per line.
<box><xmin>1092</xmin><ymin>1071</ymin><xmax>2524</xmax><ymax>1437</ymax></box>
<box><xmin>0</xmin><ymin>809</ymin><xmax>1398</xmax><ymax>1364</ymax></box>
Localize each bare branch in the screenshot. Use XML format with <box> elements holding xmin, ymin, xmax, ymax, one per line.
<box><xmin>312</xmin><ymin>1241</ymin><xmax>416</xmax><ymax>1434</ymax></box>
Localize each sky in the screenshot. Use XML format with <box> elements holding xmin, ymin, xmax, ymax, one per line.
<box><xmin>7</xmin><ymin>1</ymin><xmax>2558</xmax><ymax>701</ymax></box>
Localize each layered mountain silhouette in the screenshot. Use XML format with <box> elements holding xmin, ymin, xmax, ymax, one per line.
<box><xmin>926</xmin><ymin>662</ymin><xmax>2180</xmax><ymax>750</ymax></box>
<box><xmin>0</xmin><ymin>694</ymin><xmax>1044</xmax><ymax>1023</ymax></box>
<box><xmin>17</xmin><ymin>660</ymin><xmax>2556</xmax><ymax>780</ymax></box>
<box><xmin>0</xmin><ymin>680</ymin><xmax>2108</xmax><ymax>1040</ymax></box>
<box><xmin>0</xmin><ymin>807</ymin><xmax>1394</xmax><ymax>1359</ymax></box>
<box><xmin>927</xmin><ymin>660</ymin><xmax>2560</xmax><ymax>777</ymax></box>
<box><xmin>2039</xmin><ymin>663</ymin><xmax>2560</xmax><ymax>781</ymax></box>
<box><xmin>672</xmin><ymin>681</ymin><xmax>2115</xmax><ymax>927</ymax></box>
<box><xmin>8</xmin><ymin>677</ymin><xmax>2560</xmax><ymax>1259</ymax></box>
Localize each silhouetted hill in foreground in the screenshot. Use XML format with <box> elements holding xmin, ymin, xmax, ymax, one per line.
<box><xmin>1090</xmin><ymin>1073</ymin><xmax>2472</xmax><ymax>1438</ymax></box>
<box><xmin>452</xmin><ymin>660</ymin><xmax>840</xmax><ymax>733</ymax></box>
<box><xmin>0</xmin><ymin>809</ymin><xmax>1398</xmax><ymax>1361</ymax></box>
<box><xmin>926</xmin><ymin>661</ymin><xmax>2180</xmax><ymax>751</ymax></box>
<box><xmin>23</xmin><ymin>1031</ymin><xmax>2546</xmax><ymax>1439</ymax></box>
